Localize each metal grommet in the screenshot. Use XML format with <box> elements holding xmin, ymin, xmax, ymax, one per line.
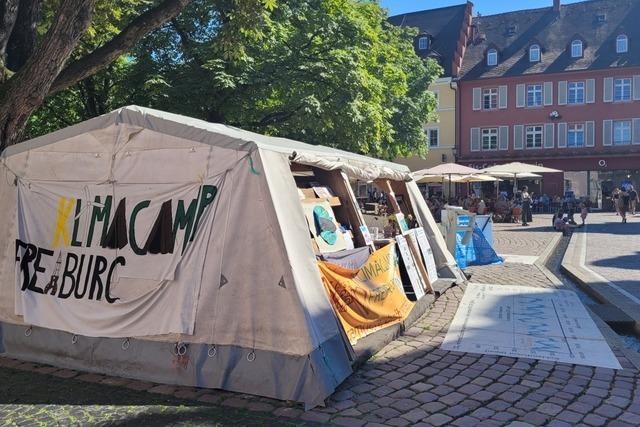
<box><xmin>122</xmin><ymin>338</ymin><xmax>130</xmax><ymax>350</ymax></box>
<box><xmin>175</xmin><ymin>342</ymin><xmax>187</xmax><ymax>356</ymax></box>
<box><xmin>246</xmin><ymin>351</ymin><xmax>256</xmax><ymax>362</ymax></box>
<box><xmin>71</xmin><ymin>335</ymin><xmax>78</xmax><ymax>344</ymax></box>
<box><xmin>24</xmin><ymin>326</ymin><xmax>32</xmax><ymax>337</ymax></box>
<box><xmin>207</xmin><ymin>345</ymin><xmax>217</xmax><ymax>358</ymax></box>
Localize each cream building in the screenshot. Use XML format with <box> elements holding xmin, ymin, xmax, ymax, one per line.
<box><xmin>398</xmin><ymin>77</ymin><xmax>457</xmax><ymax>171</ymax></box>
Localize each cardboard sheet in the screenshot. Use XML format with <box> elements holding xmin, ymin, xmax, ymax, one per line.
<box><xmin>302</xmin><ymin>201</ymin><xmax>346</xmax><ymax>253</ymax></box>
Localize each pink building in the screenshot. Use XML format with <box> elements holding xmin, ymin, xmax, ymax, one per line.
<box><xmin>457</xmin><ymin>0</ymin><xmax>640</xmax><ymax>206</ymax></box>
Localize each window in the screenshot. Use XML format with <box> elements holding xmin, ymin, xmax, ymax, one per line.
<box><xmin>614</xmin><ymin>78</ymin><xmax>631</xmax><ymax>102</ymax></box>
<box><xmin>482</xmin><ymin>128</ymin><xmax>498</xmax><ymax>150</ymax></box>
<box><xmin>529</xmin><ymin>44</ymin><xmax>541</xmax><ymax>62</ymax></box>
<box><xmin>571</xmin><ymin>40</ymin><xmax>583</xmax><ymax>58</ymax></box>
<box><xmin>613</xmin><ymin>120</ymin><xmax>632</xmax><ymax>145</ymax></box>
<box><xmin>527</xmin><ymin>84</ymin><xmax>543</xmax><ymax>107</ymax></box>
<box><xmin>568</xmin><ymin>81</ymin><xmax>585</xmax><ymax>104</ymax></box>
<box><xmin>526</xmin><ymin>125</ymin><xmax>543</xmax><ymax>148</ymax></box>
<box><xmin>567</xmin><ymin>123</ymin><xmax>585</xmax><ymax>147</ymax></box>
<box><xmin>483</xmin><ymin>88</ymin><xmax>498</xmax><ymax>110</ymax></box>
<box><xmin>425</xmin><ymin>128</ymin><xmax>439</xmax><ymax>147</ymax></box>
<box><xmin>418</xmin><ymin>36</ymin><xmax>429</xmax><ymax>50</ymax></box>
<box><xmin>616</xmin><ymin>35</ymin><xmax>628</xmax><ymax>53</ymax></box>
<box><xmin>487</xmin><ymin>49</ymin><xmax>498</xmax><ymax>66</ymax></box>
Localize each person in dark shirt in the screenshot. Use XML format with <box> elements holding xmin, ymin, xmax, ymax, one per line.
<box><xmin>629</xmin><ymin>186</ymin><xmax>637</xmax><ymax>215</ymax></box>
<box><xmin>620</xmin><ymin>190</ymin><xmax>631</xmax><ymax>223</ymax></box>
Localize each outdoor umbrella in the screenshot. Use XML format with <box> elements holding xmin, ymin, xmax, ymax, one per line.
<box><xmin>480</xmin><ymin>162</ymin><xmax>561</xmax><ymax>193</ymax></box>
<box><xmin>413</xmin><ymin>163</ymin><xmax>479</xmax><ymax>199</ymax></box>
<box><xmin>455</xmin><ymin>174</ymin><xmax>502</xmax><ymax>183</ymax></box>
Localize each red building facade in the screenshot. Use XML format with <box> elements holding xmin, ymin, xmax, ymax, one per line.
<box><xmin>456</xmin><ymin>0</ymin><xmax>640</xmax><ymax>205</ymax></box>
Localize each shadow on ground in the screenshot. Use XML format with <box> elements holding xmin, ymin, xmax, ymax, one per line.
<box><xmin>0</xmin><ymin>368</ymin><xmax>311</xmax><ymax>426</ymax></box>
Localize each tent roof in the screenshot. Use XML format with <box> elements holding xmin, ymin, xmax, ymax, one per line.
<box><xmin>1</xmin><ymin>105</ymin><xmax>408</xmax><ymax>174</ymax></box>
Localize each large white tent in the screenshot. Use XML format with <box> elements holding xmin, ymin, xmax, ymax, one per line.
<box><xmin>0</xmin><ymin>106</ymin><xmax>461</xmax><ymax>408</ymax></box>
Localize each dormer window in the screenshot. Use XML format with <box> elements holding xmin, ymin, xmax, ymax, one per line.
<box><xmin>487</xmin><ymin>49</ymin><xmax>498</xmax><ymax>66</ymax></box>
<box><xmin>529</xmin><ymin>44</ymin><xmax>541</xmax><ymax>62</ymax></box>
<box><xmin>596</xmin><ymin>13</ymin><xmax>606</xmax><ymax>23</ymax></box>
<box><xmin>571</xmin><ymin>40</ymin><xmax>583</xmax><ymax>58</ymax></box>
<box><xmin>617</xmin><ymin>34</ymin><xmax>628</xmax><ymax>53</ymax></box>
<box><xmin>418</xmin><ymin>36</ymin><xmax>429</xmax><ymax>50</ymax></box>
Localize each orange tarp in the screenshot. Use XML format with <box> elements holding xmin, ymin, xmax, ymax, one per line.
<box><xmin>318</xmin><ymin>244</ymin><xmax>414</xmax><ymax>344</ymax></box>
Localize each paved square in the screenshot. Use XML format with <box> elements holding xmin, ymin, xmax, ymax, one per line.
<box><xmin>441</xmin><ymin>283</ymin><xmax>622</xmax><ymax>369</ymax></box>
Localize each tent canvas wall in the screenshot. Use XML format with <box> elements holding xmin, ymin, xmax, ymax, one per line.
<box><xmin>0</xmin><ymin>106</ymin><xmax>461</xmax><ymax>408</ymax></box>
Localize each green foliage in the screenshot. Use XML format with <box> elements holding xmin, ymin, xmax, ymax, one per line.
<box><xmin>29</xmin><ymin>0</ymin><xmax>441</xmax><ymax>160</ymax></box>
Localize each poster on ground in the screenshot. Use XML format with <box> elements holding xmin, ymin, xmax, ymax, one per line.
<box><xmin>318</xmin><ymin>244</ymin><xmax>413</xmax><ymax>345</ymax></box>
<box><xmin>441</xmin><ymin>283</ymin><xmax>622</xmax><ymax>369</ymax></box>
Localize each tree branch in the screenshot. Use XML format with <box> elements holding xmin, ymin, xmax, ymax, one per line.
<box><xmin>49</xmin><ymin>0</ymin><xmax>193</xmax><ymax>95</ymax></box>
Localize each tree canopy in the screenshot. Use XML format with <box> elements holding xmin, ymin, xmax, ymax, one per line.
<box><xmin>24</xmin><ymin>0</ymin><xmax>441</xmax><ymax>160</ymax></box>
<box><xmin>0</xmin><ymin>0</ymin><xmax>268</xmax><ymax>150</ymax></box>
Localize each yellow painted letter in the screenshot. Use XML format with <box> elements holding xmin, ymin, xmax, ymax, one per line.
<box><xmin>52</xmin><ymin>197</ymin><xmax>76</xmax><ymax>248</ymax></box>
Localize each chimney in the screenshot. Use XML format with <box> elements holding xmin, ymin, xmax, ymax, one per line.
<box><xmin>553</xmin><ymin>0</ymin><xmax>561</xmax><ymax>12</ymax></box>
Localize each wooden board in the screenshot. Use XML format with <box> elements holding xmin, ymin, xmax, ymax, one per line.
<box><xmin>301</xmin><ymin>196</ymin><xmax>341</xmax><ymax>207</ymax></box>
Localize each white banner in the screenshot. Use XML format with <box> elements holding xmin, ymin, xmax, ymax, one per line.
<box><xmin>15</xmin><ymin>177</ymin><xmax>223</xmax><ymax>338</ymax></box>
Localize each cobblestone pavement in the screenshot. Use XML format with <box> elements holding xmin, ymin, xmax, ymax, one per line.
<box><xmin>492</xmin><ymin>214</ymin><xmax>555</xmax><ymax>257</ymax></box>
<box><xmin>585</xmin><ymin>212</ymin><xmax>640</xmax><ymax>298</ymax></box>
<box><xmin>2</xmin><ymin>215</ymin><xmax>640</xmax><ymax>426</ymax></box>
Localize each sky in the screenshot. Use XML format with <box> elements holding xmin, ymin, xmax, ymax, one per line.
<box><xmin>380</xmin><ymin>0</ymin><xmax>584</xmax><ymax>17</ymax></box>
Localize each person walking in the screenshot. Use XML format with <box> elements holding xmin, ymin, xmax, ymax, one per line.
<box><xmin>619</xmin><ymin>189</ymin><xmax>630</xmax><ymax>223</ymax></box>
<box><xmin>521</xmin><ymin>186</ymin><xmax>532</xmax><ymax>226</ymax></box>
<box><xmin>612</xmin><ymin>187</ymin><xmax>621</xmax><ymax>215</ymax></box>
<box><xmin>580</xmin><ymin>201</ymin><xmax>589</xmax><ymax>226</ymax></box>
<box><xmin>629</xmin><ymin>186</ymin><xmax>637</xmax><ymax>215</ymax></box>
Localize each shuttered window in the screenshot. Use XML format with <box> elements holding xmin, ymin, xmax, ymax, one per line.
<box><xmin>568</xmin><ymin>82</ymin><xmax>585</xmax><ymax>104</ymax></box>
<box><xmin>527</xmin><ymin>84</ymin><xmax>543</xmax><ymax>107</ymax></box>
<box><xmin>526</xmin><ymin>125</ymin><xmax>543</xmax><ymax>149</ymax></box>
<box><xmin>483</xmin><ymin>88</ymin><xmax>498</xmax><ymax>110</ymax></box>
<box><xmin>614</xmin><ymin>78</ymin><xmax>632</xmax><ymax>102</ymax></box>
<box><xmin>613</xmin><ymin>120</ymin><xmax>632</xmax><ymax>145</ymax></box>
<box><xmin>567</xmin><ymin>124</ymin><xmax>585</xmax><ymax>147</ymax></box>
<box><xmin>482</xmin><ymin>128</ymin><xmax>498</xmax><ymax>151</ymax></box>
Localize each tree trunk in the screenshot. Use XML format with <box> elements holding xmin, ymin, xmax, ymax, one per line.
<box><xmin>0</xmin><ymin>1</ymin><xmax>19</xmax><ymax>58</ymax></box>
<box><xmin>0</xmin><ymin>0</ymin><xmax>97</xmax><ymax>151</ymax></box>
<box><xmin>0</xmin><ymin>0</ymin><xmax>193</xmax><ymax>150</ymax></box>
<box><xmin>0</xmin><ymin>0</ymin><xmax>19</xmax><ymax>81</ymax></box>
<box><xmin>7</xmin><ymin>0</ymin><xmax>42</xmax><ymax>72</ymax></box>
